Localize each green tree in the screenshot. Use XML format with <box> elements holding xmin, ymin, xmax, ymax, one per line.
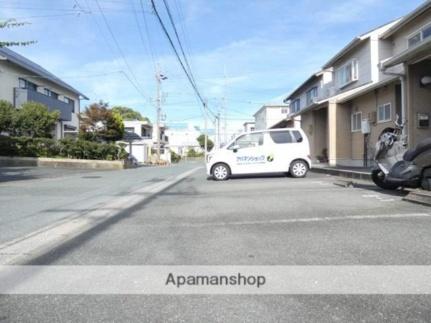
<box><xmin>0</xmin><ymin>100</ymin><xmax>15</xmax><ymax>133</ymax></box>
<box><xmin>197</xmin><ymin>134</ymin><xmax>214</xmax><ymax>151</ymax></box>
<box><xmin>12</xmin><ymin>102</ymin><xmax>59</xmax><ymax>138</ymax></box>
<box><xmin>111</xmin><ymin>106</ymin><xmax>149</xmax><ymax>122</ymax></box>
<box><xmin>79</xmin><ymin>101</ymin><xmax>124</xmax><ymax>142</ymax></box>
<box><xmin>0</xmin><ymin>19</ymin><xmax>36</xmax><ymax>47</ymax></box>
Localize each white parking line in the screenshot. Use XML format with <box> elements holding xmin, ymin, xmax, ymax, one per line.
<box><xmin>151</xmin><ymin>213</ymin><xmax>431</xmax><ymax>228</ymax></box>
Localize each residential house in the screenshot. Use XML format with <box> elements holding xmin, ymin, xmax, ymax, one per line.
<box><xmin>242</xmin><ymin>121</ymin><xmax>255</xmax><ymax>132</ymax></box>
<box><xmin>119</xmin><ymin>120</ymin><xmax>170</xmax><ymax>163</ymax></box>
<box><xmin>165</xmin><ymin>123</ymin><xmax>203</xmax><ymax>156</ymax></box>
<box><xmin>0</xmin><ymin>47</ymin><xmax>88</xmax><ymax>138</ymax></box>
<box><xmin>253</xmin><ymin>104</ymin><xmax>290</xmax><ymax>130</ymax></box>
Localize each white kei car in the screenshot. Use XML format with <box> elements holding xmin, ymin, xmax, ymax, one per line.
<box><xmin>206</xmin><ymin>128</ymin><xmax>312</xmax><ymax>181</ymax></box>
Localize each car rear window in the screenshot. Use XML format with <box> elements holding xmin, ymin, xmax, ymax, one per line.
<box><xmin>269</xmin><ymin>131</ymin><xmax>293</xmax><ymax>144</ymax></box>
<box><xmin>292</xmin><ymin>130</ymin><xmax>303</xmax><ymax>143</ymax></box>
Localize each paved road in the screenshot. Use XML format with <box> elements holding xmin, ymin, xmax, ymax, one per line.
<box><xmin>2</xmin><ymin>166</ymin><xmax>431</xmax><ymax>322</ymax></box>
<box><xmin>0</xmin><ymin>162</ymin><xmax>200</xmax><ymax>244</ymax></box>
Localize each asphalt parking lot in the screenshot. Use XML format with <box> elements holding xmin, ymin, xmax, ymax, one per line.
<box><xmin>2</xmin><ymin>167</ymin><xmax>431</xmax><ymax>322</ymax></box>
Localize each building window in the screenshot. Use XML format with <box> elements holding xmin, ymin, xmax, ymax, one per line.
<box><xmin>351</xmin><ymin>112</ymin><xmax>362</xmax><ymax>132</ymax></box>
<box><xmin>336</xmin><ymin>60</ymin><xmax>358</xmax><ymax>88</ymax></box>
<box><xmin>281</xmin><ymin>108</ymin><xmax>289</xmax><ymax>114</ymax></box>
<box><xmin>306</xmin><ymin>86</ymin><xmax>318</xmax><ymax>106</ymax></box>
<box><xmin>64</xmin><ymin>97</ymin><xmax>75</xmax><ymax>113</ymax></box>
<box><xmin>18</xmin><ymin>78</ymin><xmax>26</xmax><ymax>89</ymax></box>
<box><xmin>18</xmin><ymin>78</ymin><xmax>37</xmax><ymax>91</ymax></box>
<box><xmin>43</xmin><ymin>88</ymin><xmax>58</xmax><ymax>99</ymax></box>
<box><xmin>125</xmin><ymin>127</ymin><xmax>135</xmax><ymax>133</ymax></box>
<box><xmin>377</xmin><ymin>103</ymin><xmax>391</xmax><ymax>123</ymax></box>
<box><xmin>291</xmin><ymin>99</ymin><xmax>300</xmax><ymax>113</ymax></box>
<box><xmin>408</xmin><ymin>24</ymin><xmax>431</xmax><ymax>48</ymax></box>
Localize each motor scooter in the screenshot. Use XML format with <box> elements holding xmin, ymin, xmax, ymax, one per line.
<box><xmin>372</xmin><ymin>117</ymin><xmax>431</xmax><ymax>190</ymax></box>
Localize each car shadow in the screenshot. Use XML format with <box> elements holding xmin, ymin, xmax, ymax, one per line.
<box><xmin>207</xmin><ymin>172</ymin><xmax>290</xmax><ymax>181</ymax></box>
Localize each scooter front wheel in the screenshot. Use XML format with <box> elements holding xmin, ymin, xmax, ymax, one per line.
<box><xmin>371</xmin><ymin>169</ymin><xmax>400</xmax><ymax>190</ymax></box>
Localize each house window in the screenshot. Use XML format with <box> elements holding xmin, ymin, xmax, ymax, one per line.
<box><xmin>18</xmin><ymin>78</ymin><xmax>37</xmax><ymax>91</ymax></box>
<box><xmin>351</xmin><ymin>112</ymin><xmax>362</xmax><ymax>132</ymax></box>
<box><xmin>377</xmin><ymin>103</ymin><xmax>391</xmax><ymax>123</ymax></box>
<box><xmin>44</xmin><ymin>88</ymin><xmax>58</xmax><ymax>99</ymax></box>
<box><xmin>336</xmin><ymin>60</ymin><xmax>358</xmax><ymax>88</ymax></box>
<box><xmin>125</xmin><ymin>127</ymin><xmax>135</xmax><ymax>133</ymax></box>
<box><xmin>18</xmin><ymin>78</ymin><xmax>26</xmax><ymax>89</ymax></box>
<box><xmin>281</xmin><ymin>108</ymin><xmax>289</xmax><ymax>114</ymax></box>
<box><xmin>306</xmin><ymin>86</ymin><xmax>318</xmax><ymax>106</ymax></box>
<box><xmin>291</xmin><ymin>99</ymin><xmax>300</xmax><ymax>113</ymax></box>
<box><xmin>64</xmin><ymin>97</ymin><xmax>75</xmax><ymax>113</ymax></box>
<box><xmin>408</xmin><ymin>24</ymin><xmax>431</xmax><ymax>48</ymax></box>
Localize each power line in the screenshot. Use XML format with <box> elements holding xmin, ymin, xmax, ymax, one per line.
<box><xmin>149</xmin><ymin>0</ymin><xmax>216</xmax><ymax>118</ymax></box>
<box><xmin>130</xmin><ymin>0</ymin><xmax>156</xmax><ymax>72</ymax></box>
<box><xmin>161</xmin><ymin>0</ymin><xmax>195</xmax><ymax>84</ymax></box>
<box><xmin>94</xmin><ymin>0</ymin><xmax>147</xmax><ymax>100</ymax></box>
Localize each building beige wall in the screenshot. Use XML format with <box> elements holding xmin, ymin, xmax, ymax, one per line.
<box><xmin>408</xmin><ymin>60</ymin><xmax>431</xmax><ymax>146</ymax></box>
<box><xmin>391</xmin><ymin>11</ymin><xmax>431</xmax><ymax>56</ymax></box>
<box><xmin>348</xmin><ymin>83</ymin><xmax>398</xmax><ymax>165</ymax></box>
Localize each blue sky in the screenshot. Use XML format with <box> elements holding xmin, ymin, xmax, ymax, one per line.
<box><xmin>0</xmin><ymin>0</ymin><xmax>426</xmax><ymax>132</ymax></box>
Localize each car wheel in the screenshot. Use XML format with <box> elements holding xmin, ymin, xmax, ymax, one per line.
<box><xmin>290</xmin><ymin>160</ymin><xmax>308</xmax><ymax>178</ymax></box>
<box><xmin>212</xmin><ymin>163</ymin><xmax>230</xmax><ymax>181</ymax></box>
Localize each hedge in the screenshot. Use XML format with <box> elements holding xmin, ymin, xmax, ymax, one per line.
<box><xmin>0</xmin><ymin>136</ymin><xmax>128</xmax><ymax>161</ymax></box>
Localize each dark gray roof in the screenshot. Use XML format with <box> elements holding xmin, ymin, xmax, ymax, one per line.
<box><xmin>123</xmin><ymin>131</ymin><xmax>143</xmax><ymax>141</ymax></box>
<box><xmin>0</xmin><ymin>47</ymin><xmax>89</xmax><ymax>99</ymax></box>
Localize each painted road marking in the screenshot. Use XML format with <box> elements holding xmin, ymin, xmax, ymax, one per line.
<box><xmin>149</xmin><ymin>213</ymin><xmax>431</xmax><ymax>228</ymax></box>
<box><xmin>0</xmin><ymin>167</ymin><xmax>202</xmax><ymax>265</ymax></box>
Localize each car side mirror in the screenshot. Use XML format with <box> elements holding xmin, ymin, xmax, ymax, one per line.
<box><xmin>231</xmin><ymin>144</ymin><xmax>240</xmax><ymax>153</ymax></box>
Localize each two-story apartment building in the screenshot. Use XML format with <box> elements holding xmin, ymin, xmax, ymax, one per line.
<box><xmin>253</xmin><ymin>104</ymin><xmax>290</xmax><ymax>130</ymax></box>
<box><xmin>380</xmin><ymin>1</ymin><xmax>431</xmax><ymax>149</ymax></box>
<box><xmin>285</xmin><ymin>2</ymin><xmax>431</xmax><ymax>167</ymax></box>
<box><xmin>0</xmin><ymin>47</ymin><xmax>88</xmax><ymax>139</ymax></box>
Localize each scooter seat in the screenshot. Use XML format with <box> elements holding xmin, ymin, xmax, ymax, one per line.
<box><xmin>403</xmin><ymin>137</ymin><xmax>431</xmax><ymax>161</ymax></box>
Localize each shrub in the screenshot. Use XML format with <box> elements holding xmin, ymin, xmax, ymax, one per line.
<box><xmin>171</xmin><ymin>151</ymin><xmax>181</xmax><ymax>163</ymax></box>
<box><xmin>0</xmin><ymin>100</ymin><xmax>15</xmax><ymax>133</ymax></box>
<box><xmin>12</xmin><ymin>102</ymin><xmax>60</xmax><ymax>138</ymax></box>
<box><xmin>0</xmin><ymin>136</ymin><xmax>127</xmax><ymax>160</ymax></box>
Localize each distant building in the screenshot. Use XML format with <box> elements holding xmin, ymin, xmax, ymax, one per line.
<box><xmin>0</xmin><ymin>47</ymin><xmax>88</xmax><ymax>139</ymax></box>
<box><xmin>119</xmin><ymin>120</ymin><xmax>170</xmax><ymax>163</ymax></box>
<box><xmin>242</xmin><ymin>121</ymin><xmax>255</xmax><ymax>132</ymax></box>
<box><xmin>253</xmin><ymin>104</ymin><xmax>290</xmax><ymax>130</ymax></box>
<box><xmin>165</xmin><ymin>123</ymin><xmax>203</xmax><ymax>156</ymax></box>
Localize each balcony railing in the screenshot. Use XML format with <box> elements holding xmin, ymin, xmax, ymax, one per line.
<box><xmin>14</xmin><ymin>88</ymin><xmax>73</xmax><ymax>121</ymax></box>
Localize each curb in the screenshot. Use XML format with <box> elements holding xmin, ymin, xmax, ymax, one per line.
<box><xmin>311</xmin><ymin>167</ymin><xmax>372</xmax><ymax>181</ymax></box>
<box><xmin>403</xmin><ymin>189</ymin><xmax>431</xmax><ymax>206</ymax></box>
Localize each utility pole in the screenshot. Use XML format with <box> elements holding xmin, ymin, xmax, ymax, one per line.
<box><xmin>217</xmin><ymin>112</ymin><xmax>221</xmax><ymax>148</ymax></box>
<box><xmin>204</xmin><ymin>100</ymin><xmax>208</xmax><ymax>157</ymax></box>
<box><xmin>223</xmin><ymin>66</ymin><xmax>228</xmax><ymax>145</ymax></box>
<box><xmin>155</xmin><ymin>65</ymin><xmax>167</xmax><ymax>161</ymax></box>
